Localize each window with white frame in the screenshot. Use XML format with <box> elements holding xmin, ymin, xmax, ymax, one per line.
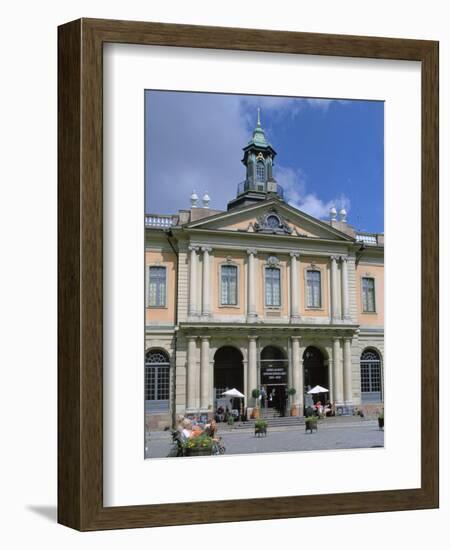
<box><xmin>145</xmin><ymin>349</ymin><xmax>170</xmax><ymax>411</ymax></box>
<box><xmin>220</xmin><ymin>264</ymin><xmax>238</xmax><ymax>305</ymax></box>
<box><xmin>360</xmin><ymin>349</ymin><xmax>382</xmax><ymax>402</ymax></box>
<box><xmin>148</xmin><ymin>266</ymin><xmax>166</xmax><ymax>307</ymax></box>
<box><xmin>256</xmin><ymin>160</ymin><xmax>265</xmax><ymax>182</ymax></box>
<box><xmin>265</xmin><ymin>267</ymin><xmax>281</xmax><ymax>307</ymax></box>
<box><xmin>306</xmin><ymin>269</ymin><xmax>322</xmax><ymax>308</ymax></box>
<box><xmin>362</xmin><ymin>276</ymin><xmax>376</xmax><ymax>312</ymax></box>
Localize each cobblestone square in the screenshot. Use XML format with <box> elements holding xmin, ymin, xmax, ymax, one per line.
<box><xmin>145</xmin><ymin>418</ymin><xmax>384</xmax><ymax>459</ymax></box>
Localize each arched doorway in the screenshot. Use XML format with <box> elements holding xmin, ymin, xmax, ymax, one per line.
<box><xmin>214</xmin><ymin>346</ymin><xmax>244</xmax><ymax>410</ymax></box>
<box><xmin>303</xmin><ymin>346</ymin><xmax>328</xmax><ymax>404</ymax></box>
<box><xmin>145</xmin><ymin>348</ymin><xmax>170</xmax><ymax>413</ymax></box>
<box><xmin>360</xmin><ymin>349</ymin><xmax>382</xmax><ymax>403</ymax></box>
<box><xmin>260</xmin><ymin>346</ymin><xmax>288</xmax><ymax>415</ymax></box>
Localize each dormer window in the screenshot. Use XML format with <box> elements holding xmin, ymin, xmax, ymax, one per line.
<box><xmin>256</xmin><ymin>160</ymin><xmax>265</xmax><ymax>183</ymax></box>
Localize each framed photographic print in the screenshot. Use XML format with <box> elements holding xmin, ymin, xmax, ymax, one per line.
<box><xmin>58</xmin><ymin>18</ymin><xmax>439</xmax><ymax>530</ymax></box>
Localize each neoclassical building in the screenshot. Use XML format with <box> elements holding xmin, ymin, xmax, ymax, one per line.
<box><xmin>145</xmin><ymin>115</ymin><xmax>384</xmax><ymax>429</ymax></box>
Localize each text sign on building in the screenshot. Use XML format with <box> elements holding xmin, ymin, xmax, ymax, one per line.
<box><xmin>261</xmin><ymin>366</ymin><xmax>287</xmax><ymax>384</ymax></box>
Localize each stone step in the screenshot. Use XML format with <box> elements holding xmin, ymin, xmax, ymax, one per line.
<box><xmin>233</xmin><ymin>416</ymin><xmax>305</xmax><ymax>430</ymax></box>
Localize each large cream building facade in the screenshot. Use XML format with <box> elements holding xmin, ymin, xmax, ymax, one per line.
<box><xmin>145</xmin><ymin>116</ymin><xmax>384</xmax><ymax>429</ymax></box>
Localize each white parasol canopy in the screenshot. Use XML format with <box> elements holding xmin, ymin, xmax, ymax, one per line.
<box><xmin>307</xmin><ymin>385</ymin><xmax>329</xmax><ymax>394</ymax></box>
<box><xmin>222</xmin><ymin>388</ymin><xmax>245</xmax><ymax>398</ymax></box>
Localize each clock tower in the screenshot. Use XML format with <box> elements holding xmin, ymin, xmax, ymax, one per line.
<box><xmin>227</xmin><ymin>109</ymin><xmax>284</xmax><ymax>210</ymax></box>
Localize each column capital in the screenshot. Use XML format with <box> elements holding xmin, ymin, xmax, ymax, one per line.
<box><xmin>332</xmin><ymin>336</ymin><xmax>341</xmax><ymax>343</ymax></box>
<box><xmin>290</xmin><ymin>251</ymin><xmax>300</xmax><ymax>258</ymax></box>
<box><xmin>291</xmin><ymin>335</ymin><xmax>302</xmax><ymax>342</ymax></box>
<box><xmin>340</xmin><ymin>255</ymin><xmax>349</xmax><ymax>263</ymax></box>
<box><xmin>246</xmin><ymin>248</ymin><xmax>257</xmax><ymax>256</ymax></box>
<box><xmin>343</xmin><ymin>335</ymin><xmax>353</xmax><ymax>343</ymax></box>
<box><xmin>187</xmin><ymin>335</ymin><xmax>198</xmax><ymax>342</ymax></box>
<box><xmin>200</xmin><ymin>335</ymin><xmax>211</xmax><ymax>341</ymax></box>
<box><xmin>188</xmin><ymin>245</ymin><xmax>199</xmax><ymax>252</ymax></box>
<box><xmin>330</xmin><ymin>255</ymin><xmax>340</xmax><ymax>262</ymax></box>
<box><xmin>201</xmin><ymin>246</ymin><xmax>212</xmax><ymax>253</ymax></box>
<box><xmin>248</xmin><ymin>334</ymin><xmax>258</xmax><ymax>341</ymax></box>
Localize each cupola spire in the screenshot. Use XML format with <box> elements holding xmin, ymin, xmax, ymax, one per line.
<box><xmin>227</xmin><ymin>110</ymin><xmax>284</xmax><ymax>210</ymax></box>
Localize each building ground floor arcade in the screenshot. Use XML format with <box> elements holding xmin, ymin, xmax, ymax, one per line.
<box><xmin>145</xmin><ymin>325</ymin><xmax>384</xmax><ymax>430</ymax></box>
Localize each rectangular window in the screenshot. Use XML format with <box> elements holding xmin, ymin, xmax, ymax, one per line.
<box><xmin>145</xmin><ymin>364</ymin><xmax>170</xmax><ymax>412</ymax></box>
<box><xmin>306</xmin><ymin>270</ymin><xmax>322</xmax><ymax>308</ymax></box>
<box><xmin>221</xmin><ymin>264</ymin><xmax>238</xmax><ymax>305</ymax></box>
<box><xmin>265</xmin><ymin>267</ymin><xmax>281</xmax><ymax>307</ymax></box>
<box><xmin>148</xmin><ymin>266</ymin><xmax>166</xmax><ymax>307</ymax></box>
<box><xmin>362</xmin><ymin>277</ymin><xmax>376</xmax><ymax>312</ymax></box>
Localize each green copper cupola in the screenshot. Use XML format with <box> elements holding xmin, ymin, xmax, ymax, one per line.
<box><xmin>228</xmin><ymin>109</ymin><xmax>284</xmax><ymax>210</ymax></box>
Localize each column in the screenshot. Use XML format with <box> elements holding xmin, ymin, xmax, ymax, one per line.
<box><xmin>341</xmin><ymin>256</ymin><xmax>350</xmax><ymax>320</ymax></box>
<box><xmin>188</xmin><ymin>245</ymin><xmax>199</xmax><ymax>317</ymax></box>
<box><xmin>343</xmin><ymin>337</ymin><xmax>353</xmax><ymax>407</ymax></box>
<box><xmin>201</xmin><ymin>246</ymin><xmax>212</xmax><ymax>317</ymax></box>
<box><xmin>330</xmin><ymin>255</ymin><xmax>339</xmax><ymax>322</ymax></box>
<box><xmin>247</xmin><ymin>336</ymin><xmax>258</xmax><ymax>402</ymax></box>
<box><xmin>290</xmin><ymin>252</ymin><xmax>300</xmax><ymax>322</ymax></box>
<box><xmin>200</xmin><ymin>336</ymin><xmax>211</xmax><ymax>410</ymax></box>
<box><xmin>187</xmin><ymin>336</ymin><xmax>198</xmax><ymax>410</ymax></box>
<box><xmin>291</xmin><ymin>336</ymin><xmax>304</xmax><ymax>413</ymax></box>
<box><xmin>246</xmin><ymin>248</ymin><xmax>257</xmax><ymax>321</ymax></box>
<box><xmin>332</xmin><ymin>337</ymin><xmax>344</xmax><ymax>406</ymax></box>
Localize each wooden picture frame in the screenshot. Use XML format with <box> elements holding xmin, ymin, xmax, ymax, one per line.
<box><xmin>58</xmin><ymin>18</ymin><xmax>439</xmax><ymax>531</ymax></box>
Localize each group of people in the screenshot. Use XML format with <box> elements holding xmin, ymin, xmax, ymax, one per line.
<box><xmin>176</xmin><ymin>415</ymin><xmax>219</xmax><ymax>440</ymax></box>
<box><xmin>306</xmin><ymin>400</ymin><xmax>334</xmax><ymax>417</ymax></box>
<box><xmin>215</xmin><ymin>404</ymin><xmax>245</xmax><ymax>423</ymax></box>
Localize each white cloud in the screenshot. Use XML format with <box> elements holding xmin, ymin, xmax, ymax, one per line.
<box><xmin>276</xmin><ymin>164</ymin><xmax>350</xmax><ymax>220</ymax></box>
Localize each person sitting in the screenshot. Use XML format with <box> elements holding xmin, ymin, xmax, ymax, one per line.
<box><xmin>181</xmin><ymin>418</ymin><xmax>193</xmax><ymax>439</ymax></box>
<box><xmin>204</xmin><ymin>419</ymin><xmax>218</xmax><ymax>439</ymax></box>
<box><xmin>191</xmin><ymin>423</ymin><xmax>203</xmax><ymax>437</ymax></box>
<box><xmin>316</xmin><ymin>401</ymin><xmax>324</xmax><ymax>417</ymax></box>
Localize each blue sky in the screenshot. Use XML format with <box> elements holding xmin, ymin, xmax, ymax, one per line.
<box><xmin>145</xmin><ymin>91</ymin><xmax>384</xmax><ymax>233</ymax></box>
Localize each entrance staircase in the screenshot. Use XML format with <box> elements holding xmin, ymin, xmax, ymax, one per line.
<box><xmin>233</xmin><ymin>408</ymin><xmax>305</xmax><ymax>430</ymax></box>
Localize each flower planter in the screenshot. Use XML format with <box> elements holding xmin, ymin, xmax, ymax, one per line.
<box><xmin>251</xmin><ymin>408</ymin><xmax>260</xmax><ymax>419</ymax></box>
<box><xmin>184</xmin><ymin>447</ymin><xmax>213</xmax><ymax>457</ymax></box>
<box><xmin>290</xmin><ymin>404</ymin><xmax>300</xmax><ymax>417</ymax></box>
<box><xmin>305</xmin><ymin>418</ymin><xmax>318</xmax><ymax>433</ymax></box>
<box><xmin>255</xmin><ymin>427</ymin><xmax>267</xmax><ymax>437</ymax></box>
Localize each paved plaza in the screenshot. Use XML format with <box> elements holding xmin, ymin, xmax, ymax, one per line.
<box><xmin>145</xmin><ymin>418</ymin><xmax>384</xmax><ymax>459</ymax></box>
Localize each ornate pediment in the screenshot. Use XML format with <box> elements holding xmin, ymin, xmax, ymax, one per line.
<box><xmin>254</xmin><ymin>208</ymin><xmax>293</xmax><ymax>235</ymax></box>
<box><xmin>184</xmin><ymin>198</ymin><xmax>355</xmax><ymax>242</ymax></box>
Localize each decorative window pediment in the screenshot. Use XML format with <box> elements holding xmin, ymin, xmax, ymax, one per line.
<box><xmin>254</xmin><ymin>208</ymin><xmax>293</xmax><ymax>235</ymax></box>
<box><xmin>266</xmin><ymin>255</ymin><xmax>280</xmax><ymax>267</ymax></box>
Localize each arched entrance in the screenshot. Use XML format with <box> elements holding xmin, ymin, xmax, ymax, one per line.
<box><xmin>213</xmin><ymin>346</ymin><xmax>244</xmax><ymax>409</ymax></box>
<box><xmin>303</xmin><ymin>346</ymin><xmax>328</xmax><ymax>404</ymax></box>
<box><xmin>260</xmin><ymin>346</ymin><xmax>288</xmax><ymax>415</ymax></box>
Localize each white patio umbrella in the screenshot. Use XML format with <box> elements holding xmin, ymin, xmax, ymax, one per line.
<box><xmin>307</xmin><ymin>385</ymin><xmax>329</xmax><ymax>394</ymax></box>
<box><xmin>222</xmin><ymin>388</ymin><xmax>245</xmax><ymax>398</ymax></box>
<box><xmin>221</xmin><ymin>388</ymin><xmax>245</xmax><ymax>418</ymax></box>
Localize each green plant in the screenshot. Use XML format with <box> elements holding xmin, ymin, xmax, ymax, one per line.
<box><xmin>378</xmin><ymin>411</ymin><xmax>384</xmax><ymax>420</ymax></box>
<box><xmin>305</xmin><ymin>416</ymin><xmax>317</xmax><ymax>423</ymax></box>
<box><xmin>227</xmin><ymin>415</ymin><xmax>235</xmax><ymax>425</ymax></box>
<box><xmin>183</xmin><ymin>433</ymin><xmax>214</xmax><ymax>450</ymax></box>
<box><xmin>255</xmin><ymin>419</ymin><xmax>268</xmax><ymax>429</ymax></box>
<box><xmin>251</xmin><ymin>388</ymin><xmax>261</xmax><ymax>408</ymax></box>
<box><xmin>287</xmin><ymin>387</ymin><xmax>296</xmax><ymax>397</ymax></box>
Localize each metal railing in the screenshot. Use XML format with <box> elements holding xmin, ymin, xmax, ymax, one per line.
<box><xmin>236</xmin><ymin>180</ymin><xmax>285</xmax><ymax>200</ymax></box>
